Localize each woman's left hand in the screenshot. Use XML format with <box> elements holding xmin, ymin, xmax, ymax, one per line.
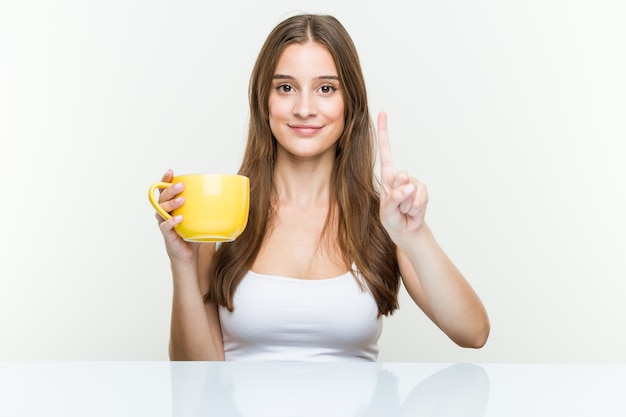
<box><xmin>377</xmin><ymin>111</ymin><xmax>429</xmax><ymax>243</ymax></box>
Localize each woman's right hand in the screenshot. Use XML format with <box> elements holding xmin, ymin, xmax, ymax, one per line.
<box><xmin>155</xmin><ymin>169</ymin><xmax>198</xmax><ymax>266</ymax></box>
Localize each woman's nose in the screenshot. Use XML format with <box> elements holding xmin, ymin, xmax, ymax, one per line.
<box><xmin>292</xmin><ymin>93</ymin><xmax>317</xmax><ymax>118</ymax></box>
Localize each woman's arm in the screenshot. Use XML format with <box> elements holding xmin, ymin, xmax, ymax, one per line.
<box><xmin>396</xmin><ymin>226</ymin><xmax>490</xmax><ymax>348</ymax></box>
<box><xmin>155</xmin><ymin>169</ymin><xmax>224</xmax><ymax>360</ymax></box>
<box><xmin>169</xmin><ymin>243</ymin><xmax>224</xmax><ymax>360</ymax></box>
<box><xmin>376</xmin><ymin>113</ymin><xmax>489</xmax><ymax>347</ymax></box>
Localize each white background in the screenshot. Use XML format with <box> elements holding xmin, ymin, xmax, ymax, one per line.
<box><xmin>1</xmin><ymin>0</ymin><xmax>625</xmax><ymax>362</ymax></box>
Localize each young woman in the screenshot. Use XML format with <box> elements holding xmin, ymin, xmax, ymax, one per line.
<box><xmin>155</xmin><ymin>14</ymin><xmax>489</xmax><ymax>361</ymax></box>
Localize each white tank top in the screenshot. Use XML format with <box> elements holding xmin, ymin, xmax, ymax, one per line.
<box><xmin>218</xmin><ymin>269</ymin><xmax>382</xmax><ymax>362</ymax></box>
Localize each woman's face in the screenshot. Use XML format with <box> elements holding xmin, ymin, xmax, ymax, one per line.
<box><xmin>268</xmin><ymin>41</ymin><xmax>345</xmax><ymax>161</ymax></box>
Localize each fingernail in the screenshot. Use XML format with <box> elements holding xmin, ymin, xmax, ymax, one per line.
<box><xmin>174</xmin><ymin>215</ymin><xmax>183</xmax><ymax>223</ymax></box>
<box><xmin>174</xmin><ymin>197</ymin><xmax>183</xmax><ymax>203</ymax></box>
<box><xmin>403</xmin><ymin>184</ymin><xmax>415</xmax><ymax>195</ymax></box>
<box><xmin>174</xmin><ymin>182</ymin><xmax>183</xmax><ymax>190</ymax></box>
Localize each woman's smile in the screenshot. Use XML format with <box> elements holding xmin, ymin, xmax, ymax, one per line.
<box><xmin>288</xmin><ymin>124</ymin><xmax>323</xmax><ymax>137</ymax></box>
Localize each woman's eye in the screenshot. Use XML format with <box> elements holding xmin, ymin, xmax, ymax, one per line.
<box><xmin>319</xmin><ymin>85</ymin><xmax>337</xmax><ymax>94</ymax></box>
<box><xmin>277</xmin><ymin>84</ymin><xmax>294</xmax><ymax>93</ymax></box>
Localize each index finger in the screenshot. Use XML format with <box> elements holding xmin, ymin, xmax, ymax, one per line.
<box><xmin>158</xmin><ymin>169</ymin><xmax>174</xmax><ymax>195</ymax></box>
<box><xmin>377</xmin><ymin>112</ymin><xmax>395</xmax><ymax>188</ymax></box>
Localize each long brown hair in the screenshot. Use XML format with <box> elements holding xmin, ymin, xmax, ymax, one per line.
<box><xmin>206</xmin><ymin>14</ymin><xmax>400</xmax><ymax>316</ymax></box>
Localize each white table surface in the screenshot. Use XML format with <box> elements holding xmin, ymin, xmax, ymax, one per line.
<box><xmin>1</xmin><ymin>361</ymin><xmax>624</xmax><ymax>416</ymax></box>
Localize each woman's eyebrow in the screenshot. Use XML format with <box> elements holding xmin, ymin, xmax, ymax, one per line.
<box><xmin>272</xmin><ymin>74</ymin><xmax>339</xmax><ymax>80</ymax></box>
<box><xmin>272</xmin><ymin>74</ymin><xmax>294</xmax><ymax>80</ymax></box>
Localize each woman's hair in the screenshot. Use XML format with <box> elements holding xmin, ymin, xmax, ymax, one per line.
<box><xmin>206</xmin><ymin>14</ymin><xmax>400</xmax><ymax>316</ymax></box>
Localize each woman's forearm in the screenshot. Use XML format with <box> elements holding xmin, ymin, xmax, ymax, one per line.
<box><xmin>168</xmin><ymin>262</ymin><xmax>223</xmax><ymax>360</ymax></box>
<box><xmin>398</xmin><ymin>225</ymin><xmax>490</xmax><ymax>348</ymax></box>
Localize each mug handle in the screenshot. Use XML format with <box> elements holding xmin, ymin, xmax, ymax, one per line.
<box><xmin>148</xmin><ymin>182</ymin><xmax>173</xmax><ymax>220</ymax></box>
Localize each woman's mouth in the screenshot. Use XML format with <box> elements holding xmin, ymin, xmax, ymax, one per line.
<box><xmin>289</xmin><ymin>124</ymin><xmax>322</xmax><ymax>136</ymax></box>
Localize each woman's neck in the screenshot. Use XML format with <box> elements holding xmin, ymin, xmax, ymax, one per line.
<box><xmin>273</xmin><ymin>153</ymin><xmax>335</xmax><ymax>207</ymax></box>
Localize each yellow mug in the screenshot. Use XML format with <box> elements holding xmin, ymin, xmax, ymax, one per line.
<box><xmin>148</xmin><ymin>174</ymin><xmax>250</xmax><ymax>242</ymax></box>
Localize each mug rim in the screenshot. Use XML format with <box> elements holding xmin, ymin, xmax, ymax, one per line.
<box><xmin>172</xmin><ymin>173</ymin><xmax>248</xmax><ymax>179</ymax></box>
